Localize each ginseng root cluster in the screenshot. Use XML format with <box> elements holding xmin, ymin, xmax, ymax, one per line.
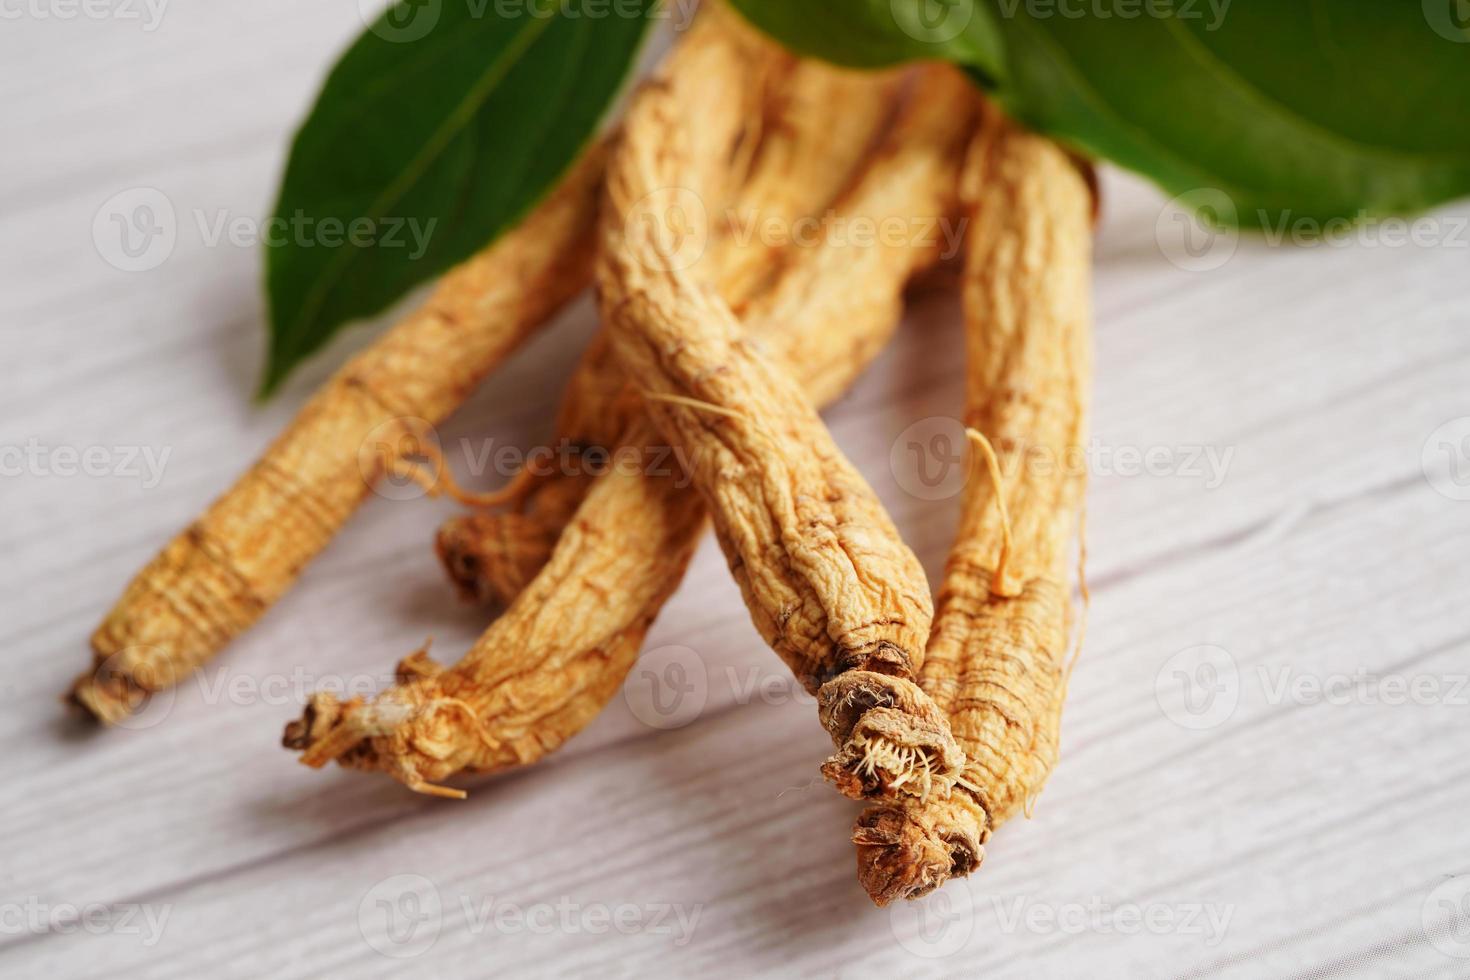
<box><xmin>72</xmin><ymin>3</ymin><xmax>1093</xmax><ymax>905</ymax></box>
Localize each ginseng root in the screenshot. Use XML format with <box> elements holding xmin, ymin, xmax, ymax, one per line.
<box><xmin>598</xmin><ymin>36</ymin><xmax>973</xmax><ymax>803</ymax></box>
<box><xmin>853</xmin><ymin>111</ymin><xmax>1095</xmax><ymax>904</ymax></box>
<box><xmin>69</xmin><ymin>142</ymin><xmax>608</xmax><ymax>725</ymax></box>
<box><xmin>283</xmin><ymin>56</ymin><xmax>974</xmax><ymax>797</ymax></box>
<box><xmin>437</xmin><ymin>52</ymin><xmax>901</xmax><ymax>607</ymax></box>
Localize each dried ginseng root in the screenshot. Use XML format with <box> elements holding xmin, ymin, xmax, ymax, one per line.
<box><xmin>853</xmin><ymin>112</ymin><xmax>1095</xmax><ymax>905</ymax></box>
<box><xmin>599</xmin><ymin>41</ymin><xmax>973</xmax><ymax>803</ymax></box>
<box><xmin>69</xmin><ymin>142</ymin><xmax>607</xmax><ymax>724</ymax></box>
<box><xmin>283</xmin><ymin>63</ymin><xmax>974</xmax><ymax>797</ymax></box>
<box><xmin>437</xmin><ymin>55</ymin><xmax>901</xmax><ymax>607</ymax></box>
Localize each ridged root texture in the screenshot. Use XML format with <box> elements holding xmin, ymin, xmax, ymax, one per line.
<box><xmin>848</xmin><ymin>107</ymin><xmax>1095</xmax><ymax>903</ymax></box>
<box><xmin>817</xmin><ymin>671</ymin><xmax>965</xmax><ymax>802</ymax></box>
<box><xmin>854</xmin><ymin>798</ymin><xmax>987</xmax><ymax>907</ymax></box>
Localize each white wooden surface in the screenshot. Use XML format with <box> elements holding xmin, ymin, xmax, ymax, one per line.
<box><xmin>4</xmin><ymin>6</ymin><xmax>1470</xmax><ymax>978</ymax></box>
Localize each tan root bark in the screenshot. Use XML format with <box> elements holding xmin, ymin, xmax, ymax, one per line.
<box><xmin>283</xmin><ymin>58</ymin><xmax>976</xmax><ymax>797</ymax></box>
<box><xmin>854</xmin><ymin>111</ymin><xmax>1094</xmax><ymax>904</ymax></box>
<box><xmin>69</xmin><ymin>141</ymin><xmax>607</xmax><ymax>725</ymax></box>
<box><xmin>437</xmin><ymin>54</ymin><xmax>901</xmax><ymax>607</ymax></box>
<box><xmin>597</xmin><ymin>33</ymin><xmax>975</xmax><ymax>802</ymax></box>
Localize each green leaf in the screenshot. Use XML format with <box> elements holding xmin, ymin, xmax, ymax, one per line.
<box><xmin>985</xmin><ymin>0</ymin><xmax>1470</xmax><ymax>227</ymax></box>
<box><xmin>729</xmin><ymin>0</ymin><xmax>1470</xmax><ymax>228</ymax></box>
<box><xmin>261</xmin><ymin>0</ymin><xmax>656</xmax><ymax>396</ymax></box>
<box><xmin>728</xmin><ymin>0</ymin><xmax>1004</xmax><ymax>81</ymax></box>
